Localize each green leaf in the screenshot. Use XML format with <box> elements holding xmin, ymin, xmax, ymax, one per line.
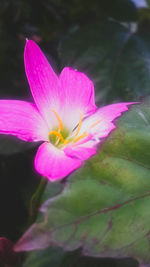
<box><xmin>23</xmin><ymin>247</ymin><xmax>65</xmax><ymax>267</ymax></box>
<box><xmin>60</xmin><ymin>20</ymin><xmax>150</xmax><ymax>104</ymax></box>
<box><xmin>14</xmin><ymin>103</ymin><xmax>150</xmax><ymax>265</ymax></box>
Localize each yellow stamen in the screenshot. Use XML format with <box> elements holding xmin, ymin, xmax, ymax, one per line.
<box><xmin>51</xmin><ymin>109</ymin><xmax>63</xmax><ymax>132</ymax></box>
<box><xmin>73</xmin><ymin>132</ymin><xmax>88</xmax><ymax>143</ymax></box>
<box><xmin>49</xmin><ymin>131</ymin><xmax>64</xmax><ymax>142</ymax></box>
<box><xmin>75</xmin><ymin>111</ymin><xmax>82</xmax><ymax>136</ymax></box>
<box><xmin>90</xmin><ymin>118</ymin><xmax>103</xmax><ymax>129</ymax></box>
<box><xmin>62</xmin><ymin>139</ymin><xmax>69</xmax><ymax>146</ymax></box>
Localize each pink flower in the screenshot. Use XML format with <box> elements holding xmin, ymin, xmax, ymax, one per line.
<box><xmin>0</xmin><ymin>40</ymin><xmax>134</xmax><ymax>181</ymax></box>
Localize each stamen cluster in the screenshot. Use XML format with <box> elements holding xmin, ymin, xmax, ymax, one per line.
<box><xmin>48</xmin><ymin>110</ymin><xmax>88</xmax><ymax>148</ymax></box>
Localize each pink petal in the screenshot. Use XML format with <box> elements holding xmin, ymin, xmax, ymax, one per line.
<box><xmin>59</xmin><ymin>67</ymin><xmax>97</xmax><ymax>116</ymax></box>
<box><xmin>97</xmin><ymin>102</ymin><xmax>135</xmax><ymax>121</ymax></box>
<box><xmin>0</xmin><ymin>100</ymin><xmax>48</xmax><ymax>141</ymax></box>
<box><xmin>64</xmin><ymin>141</ymin><xmax>97</xmax><ymax>161</ymax></box>
<box><xmin>24</xmin><ymin>40</ymin><xmax>60</xmax><ymax>127</ymax></box>
<box><xmin>79</xmin><ymin>102</ymin><xmax>135</xmax><ymax>140</ymax></box>
<box><xmin>34</xmin><ymin>142</ymin><xmax>82</xmax><ymax>181</ymax></box>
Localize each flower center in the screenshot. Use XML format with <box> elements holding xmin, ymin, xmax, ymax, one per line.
<box><xmin>48</xmin><ymin>109</ymin><xmax>102</xmax><ymax>148</ymax></box>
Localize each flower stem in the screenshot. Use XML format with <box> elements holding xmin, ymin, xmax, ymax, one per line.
<box><xmin>28</xmin><ymin>176</ymin><xmax>48</xmax><ymax>224</ymax></box>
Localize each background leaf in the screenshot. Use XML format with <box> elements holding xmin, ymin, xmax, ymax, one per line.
<box><xmin>0</xmin><ymin>135</ymin><xmax>37</xmax><ymax>155</ymax></box>
<box><xmin>60</xmin><ymin>20</ymin><xmax>150</xmax><ymax>104</ymax></box>
<box><xmin>23</xmin><ymin>247</ymin><xmax>65</xmax><ymax>267</ymax></box>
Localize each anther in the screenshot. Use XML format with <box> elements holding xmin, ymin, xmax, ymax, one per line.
<box><xmin>90</xmin><ymin>118</ymin><xmax>103</xmax><ymax>129</ymax></box>
<box><xmin>75</xmin><ymin>111</ymin><xmax>82</xmax><ymax>136</ymax></box>
<box><xmin>73</xmin><ymin>132</ymin><xmax>88</xmax><ymax>143</ymax></box>
<box><xmin>51</xmin><ymin>109</ymin><xmax>63</xmax><ymax>132</ymax></box>
<box><xmin>62</xmin><ymin>139</ymin><xmax>69</xmax><ymax>146</ymax></box>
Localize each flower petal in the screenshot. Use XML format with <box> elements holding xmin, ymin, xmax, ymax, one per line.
<box><xmin>96</xmin><ymin>102</ymin><xmax>135</xmax><ymax>121</ymax></box>
<box><xmin>64</xmin><ymin>140</ymin><xmax>97</xmax><ymax>161</ymax></box>
<box><xmin>34</xmin><ymin>142</ymin><xmax>82</xmax><ymax>181</ymax></box>
<box><xmin>0</xmin><ymin>100</ymin><xmax>48</xmax><ymax>141</ymax></box>
<box><xmin>24</xmin><ymin>40</ymin><xmax>60</xmax><ymax>127</ymax></box>
<box><xmin>59</xmin><ymin>67</ymin><xmax>97</xmax><ymax>115</ymax></box>
<box><xmin>79</xmin><ymin>102</ymin><xmax>135</xmax><ymax>139</ymax></box>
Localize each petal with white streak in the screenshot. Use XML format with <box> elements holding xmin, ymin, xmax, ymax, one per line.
<box><xmin>0</xmin><ymin>100</ymin><xmax>48</xmax><ymax>141</ymax></box>
<box><xmin>34</xmin><ymin>142</ymin><xmax>82</xmax><ymax>181</ymax></box>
